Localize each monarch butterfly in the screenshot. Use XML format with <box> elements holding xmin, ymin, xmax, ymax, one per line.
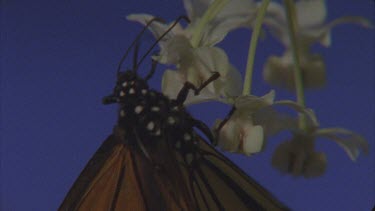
<box><xmin>59</xmin><ymin>17</ymin><xmax>290</xmax><ymax>211</ymax></box>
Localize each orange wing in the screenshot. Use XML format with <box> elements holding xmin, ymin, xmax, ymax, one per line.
<box><xmin>173</xmin><ymin>135</ymin><xmax>290</xmax><ymax>211</ymax></box>
<box><xmin>59</xmin><ymin>135</ymin><xmax>143</xmax><ymax>210</ymax></box>
<box><xmin>59</xmin><ymin>128</ymin><xmax>289</xmax><ymax>211</ymax></box>
<box><xmin>59</xmin><ymin>129</ymin><xmax>195</xmax><ymax>211</ymax></box>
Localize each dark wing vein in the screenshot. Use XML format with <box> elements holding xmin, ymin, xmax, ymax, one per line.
<box><xmin>189</xmin><ymin>172</ymin><xmax>209</xmax><ymax>211</ymax></box>
<box><xmin>59</xmin><ymin>132</ymin><xmax>150</xmax><ymax>211</ymax></box>
<box><xmin>59</xmin><ymin>135</ymin><xmax>120</xmax><ymax>210</ymax></box>
<box><xmin>110</xmin><ymin>163</ymin><xmax>126</xmax><ymax>211</ymax></box>
<box><xmin>194</xmin><ymin>166</ymin><xmax>226</xmax><ymax>211</ymax></box>
<box><xmin>176</xmin><ymin>136</ymin><xmax>290</xmax><ymax>211</ymax></box>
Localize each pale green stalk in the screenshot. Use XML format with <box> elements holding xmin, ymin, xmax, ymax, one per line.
<box><xmin>190</xmin><ymin>0</ymin><xmax>229</xmax><ymax>47</ymax></box>
<box><xmin>284</xmin><ymin>0</ymin><xmax>306</xmax><ymax>129</ymax></box>
<box><xmin>242</xmin><ymin>0</ymin><xmax>270</xmax><ymax>95</ymax></box>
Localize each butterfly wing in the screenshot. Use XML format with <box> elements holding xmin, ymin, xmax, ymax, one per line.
<box><xmin>174</xmin><ymin>135</ymin><xmax>290</xmax><ymax>211</ymax></box>
<box><xmin>58</xmin><ymin>133</ymin><xmax>146</xmax><ymax>211</ymax></box>
<box><xmin>59</xmin><ymin>129</ymin><xmax>289</xmax><ymax>211</ymax></box>
<box><xmin>59</xmin><ymin>128</ymin><xmax>196</xmax><ymax>211</ymax></box>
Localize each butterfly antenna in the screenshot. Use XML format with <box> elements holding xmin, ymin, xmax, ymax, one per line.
<box><xmin>135</xmin><ymin>16</ymin><xmax>190</xmax><ymax>71</ymax></box>
<box><xmin>117</xmin><ymin>17</ymin><xmax>165</xmax><ymax>74</ymax></box>
<box><xmin>132</xmin><ymin>39</ymin><xmax>140</xmax><ymax>72</ymax></box>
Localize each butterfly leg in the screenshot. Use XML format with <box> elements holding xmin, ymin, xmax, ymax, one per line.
<box><xmin>174</xmin><ymin>72</ymin><xmax>220</xmax><ymax>144</ymax></box>
<box><xmin>175</xmin><ymin>72</ymin><xmax>220</xmax><ymax>105</ymax></box>
<box><xmin>191</xmin><ymin>118</ymin><xmax>217</xmax><ymax>145</ymax></box>
<box><xmin>213</xmin><ymin>107</ymin><xmax>236</xmax><ymax>137</ymax></box>
<box><xmin>144</xmin><ymin>59</ymin><xmax>158</xmax><ymax>81</ymax></box>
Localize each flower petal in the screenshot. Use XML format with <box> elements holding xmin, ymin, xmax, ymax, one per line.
<box><xmin>303</xmin><ymin>152</ymin><xmax>327</xmax><ymax>178</ymax></box>
<box><xmin>162</xmin><ymin>69</ymin><xmax>218</xmax><ymax>104</ymax></box>
<box><xmin>215</xmin><ymin>64</ymin><xmax>242</xmax><ymax>100</ymax></box>
<box><xmin>127</xmin><ymin>13</ymin><xmax>187</xmax><ymax>56</ymax></box>
<box><xmin>200</xmin><ymin>0</ymin><xmax>257</xmax><ymax>45</ymax></box>
<box><xmin>183</xmin><ymin>0</ymin><xmax>213</xmax><ymax>21</ymax></box>
<box><xmin>155</xmin><ymin>35</ymin><xmax>194</xmax><ymax>64</ymax></box>
<box><xmin>127</xmin><ymin>14</ymin><xmax>172</xmax><ymax>39</ymax></box>
<box><xmin>162</xmin><ymin>69</ymin><xmax>185</xmax><ymax>100</ymax></box>
<box><xmin>186</xmin><ymin>46</ymin><xmax>241</xmax><ymax>103</ymax></box>
<box><xmin>193</xmin><ymin>46</ymin><xmax>230</xmax><ymax>76</ymax></box>
<box><xmin>242</xmin><ymin>124</ymin><xmax>264</xmax><ymax>155</ymax></box>
<box><xmin>252</xmin><ymin>106</ymin><xmax>298</xmax><ymax>136</ymax></box>
<box><xmin>304</xmin><ymin>16</ymin><xmax>373</xmax><ymax>47</ymax></box>
<box><xmin>262</xmin><ymin>1</ymin><xmax>372</xmax><ymax>48</ymax></box>
<box><xmin>271</xmin><ymin>141</ymin><xmax>294</xmax><ymax>174</ymax></box>
<box><xmin>296</xmin><ymin>0</ymin><xmax>326</xmax><ymax>27</ymax></box>
<box><xmin>263</xmin><ymin>51</ymin><xmax>326</xmax><ymax>90</ymax></box>
<box><xmin>234</xmin><ymin>90</ymin><xmax>275</xmax><ymax>111</ymax></box>
<box><xmin>215</xmin><ymin>118</ymin><xmax>241</xmax><ymax>152</ymax></box>
<box><xmin>272</xmin><ymin>134</ymin><xmax>325</xmax><ymax>177</ymax></box>
<box><xmin>273</xmin><ymin>100</ymin><xmax>319</xmax><ymax>128</ymax></box>
<box><xmin>315</xmin><ymin>128</ymin><xmax>369</xmax><ymax>161</ymax></box>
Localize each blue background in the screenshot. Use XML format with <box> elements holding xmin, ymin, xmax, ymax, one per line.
<box><xmin>1</xmin><ymin>0</ymin><xmax>374</xmax><ymax>210</ymax></box>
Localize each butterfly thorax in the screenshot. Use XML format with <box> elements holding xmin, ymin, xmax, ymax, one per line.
<box><xmin>104</xmin><ymin>71</ymin><xmax>199</xmax><ymax>158</ymax></box>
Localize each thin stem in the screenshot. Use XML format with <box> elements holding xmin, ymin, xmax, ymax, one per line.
<box><xmin>242</xmin><ymin>0</ymin><xmax>270</xmax><ymax>95</ymax></box>
<box><xmin>284</xmin><ymin>0</ymin><xmax>306</xmax><ymax>129</ymax></box>
<box><xmin>190</xmin><ymin>0</ymin><xmax>229</xmax><ymax>47</ymax></box>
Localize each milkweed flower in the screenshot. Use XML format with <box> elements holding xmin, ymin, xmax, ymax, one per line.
<box><xmin>272</xmin><ymin>128</ymin><xmax>369</xmax><ymax>178</ymax></box>
<box><xmin>213</xmin><ymin>90</ymin><xmax>318</xmax><ymax>155</ymax></box>
<box><xmin>127</xmin><ymin>0</ymin><xmax>258</xmax><ymax>104</ymax></box>
<box><xmin>261</xmin><ymin>0</ymin><xmax>372</xmax><ymax>90</ymax></box>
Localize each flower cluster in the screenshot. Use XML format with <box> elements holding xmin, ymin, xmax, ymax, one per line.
<box><xmin>261</xmin><ymin>0</ymin><xmax>372</xmax><ymax>90</ymax></box>
<box><xmin>128</xmin><ymin>0</ymin><xmax>370</xmax><ymax>178</ymax></box>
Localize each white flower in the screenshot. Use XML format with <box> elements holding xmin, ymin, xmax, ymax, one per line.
<box><xmin>263</xmin><ymin>50</ymin><xmax>326</xmax><ymax>90</ymax></box>
<box><xmin>272</xmin><ymin>133</ymin><xmax>326</xmax><ymax>178</ymax></box>
<box><xmin>127</xmin><ymin>0</ymin><xmax>258</xmax><ymax>104</ymax></box>
<box><xmin>213</xmin><ymin>90</ymin><xmax>318</xmax><ymax>155</ymax></box>
<box><xmin>162</xmin><ymin>46</ymin><xmax>242</xmax><ymax>104</ymax></box>
<box><xmin>272</xmin><ymin>128</ymin><xmax>368</xmax><ymax>178</ymax></box>
<box><xmin>261</xmin><ymin>0</ymin><xmax>372</xmax><ymax>90</ymax></box>
<box><xmin>183</xmin><ymin>0</ymin><xmax>257</xmax><ymax>46</ymax></box>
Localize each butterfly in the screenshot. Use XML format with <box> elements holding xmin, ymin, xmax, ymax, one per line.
<box><xmin>58</xmin><ymin>17</ymin><xmax>290</xmax><ymax>211</ymax></box>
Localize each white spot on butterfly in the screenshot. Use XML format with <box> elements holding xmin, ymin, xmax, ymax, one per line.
<box><xmin>151</xmin><ymin>106</ymin><xmax>160</xmax><ymax>112</ymax></box>
<box><xmin>122</xmin><ymin>82</ymin><xmax>127</xmax><ymax>87</ymax></box>
<box><xmin>147</xmin><ymin>121</ymin><xmax>155</xmax><ymax>130</ymax></box>
<box><xmin>141</xmin><ymin>89</ymin><xmax>147</xmax><ymax>95</ymax></box>
<box><xmin>120</xmin><ymin>110</ymin><xmax>125</xmax><ymax>117</ymax></box>
<box><xmin>167</xmin><ymin>116</ymin><xmax>175</xmax><ymax>125</ymax></box>
<box><xmin>134</xmin><ymin>105</ymin><xmax>143</xmax><ymax>114</ymax></box>
<box><xmin>155</xmin><ymin>129</ymin><xmax>161</xmax><ymax>136</ymax></box>
<box><xmin>129</xmin><ymin>88</ymin><xmax>135</xmax><ymax>94</ymax></box>
<box><xmin>184</xmin><ymin>133</ymin><xmax>191</xmax><ymax>141</ymax></box>
<box><xmin>120</xmin><ymin>91</ymin><xmax>125</xmax><ymax>96</ymax></box>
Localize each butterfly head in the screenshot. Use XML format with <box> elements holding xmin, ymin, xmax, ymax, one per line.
<box><xmin>102</xmin><ymin>70</ymin><xmax>148</xmax><ymax>105</ymax></box>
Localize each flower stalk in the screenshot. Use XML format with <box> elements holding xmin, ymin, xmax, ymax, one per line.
<box><xmin>191</xmin><ymin>0</ymin><xmax>229</xmax><ymax>47</ymax></box>
<box><xmin>284</xmin><ymin>0</ymin><xmax>307</xmax><ymax>129</ymax></box>
<box><xmin>243</xmin><ymin>0</ymin><xmax>271</xmax><ymax>95</ymax></box>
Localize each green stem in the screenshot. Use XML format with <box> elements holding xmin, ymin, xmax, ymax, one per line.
<box><xmin>284</xmin><ymin>0</ymin><xmax>306</xmax><ymax>129</ymax></box>
<box><xmin>190</xmin><ymin>0</ymin><xmax>229</xmax><ymax>47</ymax></box>
<box><xmin>243</xmin><ymin>0</ymin><xmax>270</xmax><ymax>95</ymax></box>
